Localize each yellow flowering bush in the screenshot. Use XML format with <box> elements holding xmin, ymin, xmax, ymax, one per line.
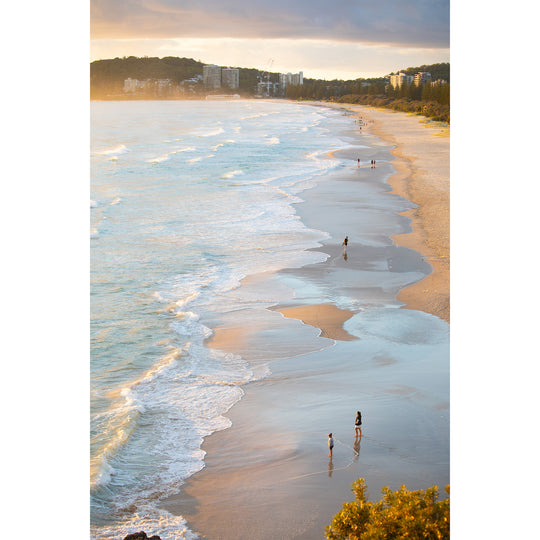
<box><xmin>326</xmin><ymin>479</ymin><xmax>449</xmax><ymax>539</ymax></box>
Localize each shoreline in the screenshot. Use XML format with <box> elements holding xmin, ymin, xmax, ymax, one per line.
<box><xmin>316</xmin><ymin>103</ymin><xmax>450</xmax><ymax>322</ymax></box>
<box><xmin>161</xmin><ymin>102</ymin><xmax>450</xmax><ymax>539</ymax></box>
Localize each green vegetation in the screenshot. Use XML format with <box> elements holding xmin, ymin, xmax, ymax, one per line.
<box><xmin>325</xmin><ymin>479</ymin><xmax>450</xmax><ymax>540</ymax></box>
<box><xmin>91</xmin><ymin>56</ymin><xmax>205</xmax><ymax>99</ymax></box>
<box><xmin>90</xmin><ymin>56</ymin><xmax>264</xmax><ymax>99</ymax></box>
<box><xmin>397</xmin><ymin>63</ymin><xmax>450</xmax><ymax>83</ymax></box>
<box><xmin>285</xmin><ymin>63</ymin><xmax>449</xmax><ymax>123</ymax></box>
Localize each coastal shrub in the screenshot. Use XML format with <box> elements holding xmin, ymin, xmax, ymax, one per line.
<box><xmin>333</xmin><ymin>94</ymin><xmax>449</xmax><ymax>124</ymax></box>
<box><xmin>325</xmin><ymin>479</ymin><xmax>450</xmax><ymax>540</ymax></box>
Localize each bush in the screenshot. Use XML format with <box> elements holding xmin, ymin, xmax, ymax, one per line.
<box><xmin>325</xmin><ymin>479</ymin><xmax>450</xmax><ymax>540</ymax></box>
<box><xmin>332</xmin><ymin>94</ymin><xmax>450</xmax><ymax>124</ymax></box>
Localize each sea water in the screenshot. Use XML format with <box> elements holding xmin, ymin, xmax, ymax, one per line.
<box><xmin>90</xmin><ymin>100</ymin><xmax>356</xmax><ymax>538</ymax></box>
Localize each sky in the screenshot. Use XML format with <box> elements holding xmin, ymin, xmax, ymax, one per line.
<box><xmin>90</xmin><ymin>0</ymin><xmax>450</xmax><ymax>80</ymax></box>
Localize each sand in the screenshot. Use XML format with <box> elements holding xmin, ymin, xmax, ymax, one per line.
<box><xmin>270</xmin><ymin>304</ymin><xmax>358</xmax><ymax>341</ymax></box>
<box><xmin>161</xmin><ymin>104</ymin><xmax>450</xmax><ymax>539</ymax></box>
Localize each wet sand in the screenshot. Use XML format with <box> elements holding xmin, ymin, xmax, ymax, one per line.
<box><xmin>161</xmin><ymin>103</ymin><xmax>449</xmax><ymax>539</ymax></box>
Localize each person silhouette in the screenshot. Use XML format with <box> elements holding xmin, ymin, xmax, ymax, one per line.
<box><xmin>342</xmin><ymin>236</ymin><xmax>348</xmax><ymax>255</ymax></box>
<box><xmin>328</xmin><ymin>433</ymin><xmax>334</xmax><ymax>457</ymax></box>
<box><xmin>355</xmin><ymin>411</ymin><xmax>362</xmax><ymax>437</ymax></box>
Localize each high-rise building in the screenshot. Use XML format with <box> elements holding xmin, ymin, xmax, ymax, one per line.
<box><xmin>291</xmin><ymin>72</ymin><xmax>303</xmax><ymax>86</ymax></box>
<box><xmin>390</xmin><ymin>72</ymin><xmax>414</xmax><ymax>88</ymax></box>
<box><xmin>203</xmin><ymin>65</ymin><xmax>222</xmax><ymax>89</ymax></box>
<box><xmin>414</xmin><ymin>72</ymin><xmax>432</xmax><ymax>86</ymax></box>
<box><xmin>279</xmin><ymin>72</ymin><xmax>304</xmax><ymax>88</ymax></box>
<box><xmin>221</xmin><ymin>68</ymin><xmax>240</xmax><ymax>89</ymax></box>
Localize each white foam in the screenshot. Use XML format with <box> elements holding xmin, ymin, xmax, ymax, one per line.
<box><xmin>148</xmin><ymin>154</ymin><xmax>170</xmax><ymax>163</ymax></box>
<box><xmin>171</xmin><ymin>146</ymin><xmax>196</xmax><ymax>154</ymax></box>
<box><xmin>266</xmin><ymin>136</ymin><xmax>280</xmax><ymax>145</ymax></box>
<box><xmin>96</xmin><ymin>144</ymin><xmax>129</xmax><ymax>156</ymax></box>
<box><xmin>221</xmin><ymin>169</ymin><xmax>244</xmax><ymax>179</ymax></box>
<box><xmin>91</xmin><ymin>508</ymin><xmax>197</xmax><ymax>540</ymax></box>
<box><xmin>199</xmin><ymin>127</ymin><xmax>225</xmax><ymax>137</ymax></box>
<box><xmin>110</xmin><ymin>197</ymin><xmax>122</xmax><ymax>205</ymax></box>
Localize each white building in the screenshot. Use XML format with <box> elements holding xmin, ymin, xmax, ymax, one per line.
<box><xmin>414</xmin><ymin>72</ymin><xmax>432</xmax><ymax>86</ymax></box>
<box><xmin>279</xmin><ymin>72</ymin><xmax>304</xmax><ymax>90</ymax></box>
<box><xmin>291</xmin><ymin>72</ymin><xmax>303</xmax><ymax>86</ymax></box>
<box><xmin>203</xmin><ymin>65</ymin><xmax>222</xmax><ymax>89</ymax></box>
<box><xmin>389</xmin><ymin>72</ymin><xmax>414</xmax><ymax>88</ymax></box>
<box><xmin>221</xmin><ymin>68</ymin><xmax>240</xmax><ymax>89</ymax></box>
<box><xmin>123</xmin><ymin>78</ymin><xmax>146</xmax><ymax>93</ymax></box>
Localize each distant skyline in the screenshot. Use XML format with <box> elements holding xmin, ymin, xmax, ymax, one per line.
<box><xmin>90</xmin><ymin>0</ymin><xmax>449</xmax><ymax>80</ymax></box>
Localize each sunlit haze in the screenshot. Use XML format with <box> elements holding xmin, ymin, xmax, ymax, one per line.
<box><xmin>90</xmin><ymin>37</ymin><xmax>448</xmax><ymax>80</ymax></box>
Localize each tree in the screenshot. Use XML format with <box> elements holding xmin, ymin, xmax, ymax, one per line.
<box><xmin>326</xmin><ymin>479</ymin><xmax>450</xmax><ymax>540</ymax></box>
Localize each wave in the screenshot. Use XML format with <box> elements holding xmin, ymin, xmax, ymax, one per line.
<box><xmin>198</xmin><ymin>127</ymin><xmax>225</xmax><ymax>137</ymax></box>
<box><xmin>221</xmin><ymin>169</ymin><xmax>244</xmax><ymax>179</ymax></box>
<box><xmin>241</xmin><ymin>112</ymin><xmax>269</xmax><ymax>120</ymax></box>
<box><xmin>96</xmin><ymin>144</ymin><xmax>129</xmax><ymax>156</ymax></box>
<box><xmin>171</xmin><ymin>146</ymin><xmax>196</xmax><ymax>154</ymax></box>
<box><xmin>266</xmin><ymin>136</ymin><xmax>280</xmax><ymax>145</ymax></box>
<box><xmin>148</xmin><ymin>146</ymin><xmax>197</xmax><ymax>163</ymax></box>
<box><xmin>91</xmin><ymin>508</ymin><xmax>197</xmax><ymax>540</ymax></box>
<box><xmin>90</xmin><ymin>347</ymin><xmax>184</xmax><ymax>494</ymax></box>
<box><xmin>110</xmin><ymin>197</ymin><xmax>122</xmax><ymax>206</ymax></box>
<box><xmin>147</xmin><ymin>154</ymin><xmax>170</xmax><ymax>164</ymax></box>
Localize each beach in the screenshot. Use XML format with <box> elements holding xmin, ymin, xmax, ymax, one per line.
<box><xmin>161</xmin><ymin>103</ymin><xmax>450</xmax><ymax>539</ymax></box>
<box><xmin>342</xmin><ymin>104</ymin><xmax>449</xmax><ymax>322</ymax></box>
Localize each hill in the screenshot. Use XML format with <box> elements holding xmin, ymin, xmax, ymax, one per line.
<box><xmin>90</xmin><ymin>56</ymin><xmax>264</xmax><ymax>99</ymax></box>
<box><xmin>398</xmin><ymin>62</ymin><xmax>450</xmax><ymax>82</ymax></box>
<box><xmin>90</xmin><ymin>56</ymin><xmax>204</xmax><ymax>98</ymax></box>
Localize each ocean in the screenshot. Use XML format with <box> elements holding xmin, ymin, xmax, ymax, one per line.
<box><xmin>90</xmin><ymin>100</ymin><xmax>358</xmax><ymax>538</ymax></box>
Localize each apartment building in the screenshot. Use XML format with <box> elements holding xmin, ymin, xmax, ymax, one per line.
<box><xmin>279</xmin><ymin>72</ymin><xmax>304</xmax><ymax>89</ymax></box>
<box><xmin>203</xmin><ymin>65</ymin><xmax>222</xmax><ymax>89</ymax></box>
<box><xmin>221</xmin><ymin>68</ymin><xmax>240</xmax><ymax>89</ymax></box>
<box><xmin>414</xmin><ymin>72</ymin><xmax>432</xmax><ymax>86</ymax></box>
<box><xmin>389</xmin><ymin>72</ymin><xmax>414</xmax><ymax>88</ymax></box>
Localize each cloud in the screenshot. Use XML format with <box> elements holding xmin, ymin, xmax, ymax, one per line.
<box><xmin>91</xmin><ymin>0</ymin><xmax>449</xmax><ymax>49</ymax></box>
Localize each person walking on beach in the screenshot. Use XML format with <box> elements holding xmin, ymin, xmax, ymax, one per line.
<box><xmin>355</xmin><ymin>411</ymin><xmax>362</xmax><ymax>437</ymax></box>
<box><xmin>342</xmin><ymin>235</ymin><xmax>348</xmax><ymax>255</ymax></box>
<box><xmin>328</xmin><ymin>433</ymin><xmax>334</xmax><ymax>457</ymax></box>
<box><xmin>357</xmin><ymin>157</ymin><xmax>360</xmax><ymax>167</ymax></box>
